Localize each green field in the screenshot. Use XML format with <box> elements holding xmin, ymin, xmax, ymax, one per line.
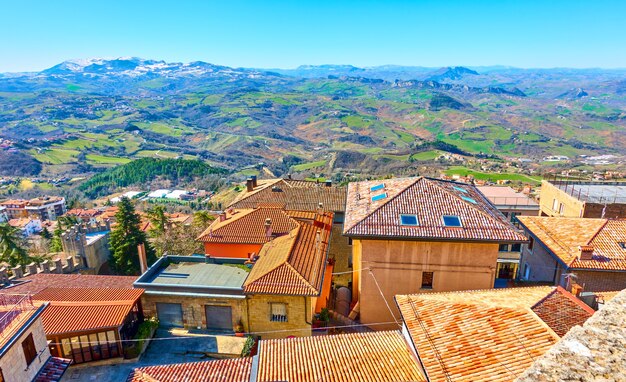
<box><xmin>30</xmin><ymin>148</ymin><xmax>79</xmax><ymax>164</ymax></box>
<box><xmin>86</xmin><ymin>154</ymin><xmax>132</xmax><ymax>165</ymax></box>
<box><xmin>293</xmin><ymin>160</ymin><xmax>327</xmax><ymax>171</ymax></box>
<box><xmin>444</xmin><ymin>166</ymin><xmax>541</xmax><ymax>184</ymax></box>
<box><xmin>410</xmin><ymin>150</ymin><xmax>440</xmax><ymax>161</ymax></box>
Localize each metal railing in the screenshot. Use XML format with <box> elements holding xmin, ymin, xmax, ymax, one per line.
<box><xmin>0</xmin><ymin>294</ymin><xmax>35</xmax><ymax>336</ymax></box>
<box><xmin>487</xmin><ymin>196</ymin><xmax>539</xmax><ymax>207</ymax></box>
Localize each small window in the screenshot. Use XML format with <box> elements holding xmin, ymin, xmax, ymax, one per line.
<box><xmin>270</xmin><ymin>303</ymin><xmax>287</xmax><ymax>322</ymax></box>
<box><xmin>22</xmin><ymin>333</ymin><xmax>37</xmax><ymax>367</ymax></box>
<box><xmin>348</xmin><ymin>237</ymin><xmax>353</xmax><ymax>246</ymax></box>
<box><xmin>421</xmin><ymin>272</ymin><xmax>434</xmax><ymax>289</ymax></box>
<box><xmin>523</xmin><ymin>263</ymin><xmax>531</xmax><ymax>280</ymax></box>
<box><xmin>552</xmin><ymin>198</ymin><xmax>559</xmax><ymax>211</ymax></box>
<box><xmin>442</xmin><ymin>215</ymin><xmax>462</xmax><ymax>227</ymax></box>
<box><xmin>528</xmin><ymin>237</ymin><xmax>535</xmax><ymax>251</ymax></box>
<box><xmin>453</xmin><ymin>186</ymin><xmax>468</xmax><ymax>194</ymax></box>
<box><xmin>400</xmin><ymin>214</ymin><xmax>419</xmax><ymax>226</ymax></box>
<box><xmin>461</xmin><ymin>196</ymin><xmax>477</xmax><ymax>204</ymax></box>
<box><xmin>558</xmin><ymin>203</ymin><xmax>564</xmax><ymax>214</ymax></box>
<box><xmin>370</xmin><ymin>183</ymin><xmax>385</xmax><ymax>192</ymax></box>
<box><xmin>371</xmin><ymin>193</ymin><xmax>387</xmax><ymax>202</ymax></box>
<box><xmin>498</xmin><ymin>244</ymin><xmax>509</xmax><ymax>252</ymax></box>
<box><xmin>511</xmin><ymin>243</ymin><xmax>522</xmax><ymax>252</ymax></box>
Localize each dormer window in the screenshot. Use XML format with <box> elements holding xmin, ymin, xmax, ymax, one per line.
<box><xmin>400</xmin><ymin>214</ymin><xmax>419</xmax><ymax>226</ymax></box>
<box><xmin>442</xmin><ymin>215</ymin><xmax>462</xmax><ymax>227</ymax></box>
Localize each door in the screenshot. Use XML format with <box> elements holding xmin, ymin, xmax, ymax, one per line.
<box><xmin>156</xmin><ymin>303</ymin><xmax>184</xmax><ymax>327</ymax></box>
<box><xmin>205</xmin><ymin>305</ymin><xmax>233</xmax><ymax>331</ymax></box>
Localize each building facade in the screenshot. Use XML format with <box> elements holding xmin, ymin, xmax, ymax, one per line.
<box><xmin>539</xmin><ymin>180</ymin><xmax>626</xmax><ymax>218</ymax></box>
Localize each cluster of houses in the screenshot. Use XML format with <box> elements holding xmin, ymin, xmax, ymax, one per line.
<box><xmin>0</xmin><ymin>175</ymin><xmax>625</xmax><ymax>382</ymax></box>
<box><xmin>0</xmin><ymin>197</ymin><xmax>66</xmax><ymax>236</ymax></box>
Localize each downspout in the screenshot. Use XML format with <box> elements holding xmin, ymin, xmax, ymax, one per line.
<box><xmin>304</xmin><ymin>296</ymin><xmax>312</xmax><ymax>325</ymax></box>
<box><xmin>245</xmin><ymin>296</ymin><xmax>252</xmax><ymax>335</ymax></box>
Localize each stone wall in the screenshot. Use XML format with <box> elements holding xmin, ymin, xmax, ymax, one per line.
<box><xmin>328</xmin><ymin>223</ymin><xmax>352</xmax><ymax>288</ymax></box>
<box><xmin>568</xmin><ymin>270</ymin><xmax>626</xmax><ymax>292</ymax></box>
<box><xmin>0</xmin><ymin>313</ymin><xmax>50</xmax><ymax>382</ymax></box>
<box><xmin>246</xmin><ymin>294</ymin><xmax>313</xmax><ymax>339</ymax></box>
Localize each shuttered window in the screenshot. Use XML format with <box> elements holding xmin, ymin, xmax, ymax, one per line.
<box><xmin>22</xmin><ymin>333</ymin><xmax>37</xmax><ymax>367</ymax></box>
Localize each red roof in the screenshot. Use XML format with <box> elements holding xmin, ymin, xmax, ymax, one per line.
<box><xmin>531</xmin><ymin>286</ymin><xmax>595</xmax><ymax>337</ymax></box>
<box><xmin>32</xmin><ymin>287</ymin><xmax>144</xmax><ymax>303</ymax></box>
<box><xmin>2</xmin><ymin>274</ymin><xmax>137</xmax><ymax>295</ymax></box>
<box><xmin>127</xmin><ymin>357</ymin><xmax>252</xmax><ymax>382</ymax></box>
<box><xmin>344</xmin><ymin>177</ymin><xmax>526</xmax><ymax>242</ymax></box>
<box><xmin>34</xmin><ymin>357</ymin><xmax>72</xmax><ymax>382</ymax></box>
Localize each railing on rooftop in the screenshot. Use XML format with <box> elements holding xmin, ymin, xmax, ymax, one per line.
<box><xmin>544</xmin><ymin>175</ymin><xmax>626</xmax><ymax>204</ymax></box>
<box><xmin>0</xmin><ymin>294</ymin><xmax>35</xmax><ymax>337</ymax></box>
<box><xmin>488</xmin><ymin>196</ymin><xmax>538</xmax><ymax>207</ymax></box>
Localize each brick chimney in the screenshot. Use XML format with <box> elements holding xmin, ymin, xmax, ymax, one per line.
<box><xmin>251</xmin><ymin>175</ymin><xmax>258</xmax><ymax>188</ymax></box>
<box><xmin>246</xmin><ymin>178</ymin><xmax>254</xmax><ymax>192</ymax></box>
<box><xmin>317</xmin><ymin>202</ymin><xmax>324</xmax><ymax>215</ymax></box>
<box><xmin>571</xmin><ymin>283</ymin><xmax>584</xmax><ymax>296</ymax></box>
<box><xmin>138</xmin><ymin>243</ymin><xmax>148</xmax><ymax>274</ymax></box>
<box><xmin>265</xmin><ymin>218</ymin><xmax>272</xmax><ymax>239</ymax></box>
<box><xmin>219</xmin><ymin>212</ymin><xmax>227</xmax><ymax>222</ymax></box>
<box><xmin>325</xmin><ymin>180</ymin><xmax>332</xmax><ymax>187</ymax></box>
<box><xmin>578</xmin><ymin>245</ymin><xmax>594</xmax><ymax>260</ymax></box>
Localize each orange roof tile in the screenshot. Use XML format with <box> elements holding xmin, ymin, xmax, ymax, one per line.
<box><xmin>197</xmin><ymin>207</ymin><xmax>299</xmax><ymax>244</ymax></box>
<box><xmin>229</xmin><ymin>178</ymin><xmax>347</xmax><ymax>212</ymax></box>
<box><xmin>244</xmin><ymin>212</ymin><xmax>333</xmax><ymax>296</ymax></box>
<box><xmin>518</xmin><ymin>217</ymin><xmax>626</xmax><ymax>270</ymax></box>
<box><xmin>127</xmin><ymin>358</ymin><xmax>252</xmax><ymax>382</ymax></box>
<box><xmin>40</xmin><ymin>303</ymin><xmax>135</xmax><ymax>335</ymax></box>
<box><xmin>257</xmin><ymin>331</ymin><xmax>425</xmax><ymax>382</ymax></box>
<box><xmin>396</xmin><ymin>288</ymin><xmax>562</xmax><ymax>382</ymax></box>
<box><xmin>530</xmin><ymin>287</ymin><xmax>595</xmax><ymax>337</ymax></box>
<box><xmin>344</xmin><ymin>177</ymin><xmax>526</xmax><ymax>242</ymax></box>
<box><xmin>2</xmin><ymin>274</ymin><xmax>137</xmax><ymax>295</ymax></box>
<box><xmin>32</xmin><ymin>287</ymin><xmax>143</xmax><ymax>303</ymax></box>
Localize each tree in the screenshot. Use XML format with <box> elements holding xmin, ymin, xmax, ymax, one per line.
<box><xmin>109</xmin><ymin>197</ymin><xmax>156</xmax><ymax>275</ymax></box>
<box><xmin>0</xmin><ymin>223</ymin><xmax>41</xmax><ymax>267</ymax></box>
<box><xmin>49</xmin><ymin>225</ymin><xmax>64</xmax><ymax>253</ymax></box>
<box><xmin>147</xmin><ymin>205</ymin><xmax>170</xmax><ymax>237</ymax></box>
<box><xmin>40</xmin><ymin>227</ymin><xmax>52</xmax><ymax>240</ymax></box>
<box><xmin>193</xmin><ymin>211</ymin><xmax>214</xmax><ymax>228</ymax></box>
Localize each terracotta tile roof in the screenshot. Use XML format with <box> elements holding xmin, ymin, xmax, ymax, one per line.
<box><xmin>65</xmin><ymin>208</ymin><xmax>102</xmax><ymax>218</ymax></box>
<box><xmin>407</xmin><ymin>286</ymin><xmax>554</xmax><ymax>310</ymax></box>
<box><xmin>229</xmin><ymin>178</ymin><xmax>347</xmax><ymax>212</ymax></box>
<box><xmin>40</xmin><ymin>303</ymin><xmax>136</xmax><ymax>335</ymax></box>
<box><xmin>32</xmin><ymin>287</ymin><xmax>144</xmax><ymax>303</ymax></box>
<box><xmin>344</xmin><ymin>177</ymin><xmax>526</xmax><ymax>242</ymax></box>
<box><xmin>127</xmin><ymin>357</ymin><xmax>252</xmax><ymax>382</ymax></box>
<box><xmin>0</xmin><ymin>199</ymin><xmax>28</xmax><ymax>206</ymax></box>
<box><xmin>1</xmin><ymin>274</ymin><xmax>137</xmax><ymax>295</ymax></box>
<box><xmin>396</xmin><ymin>288</ymin><xmax>561</xmax><ymax>382</ymax></box>
<box><xmin>530</xmin><ymin>286</ymin><xmax>595</xmax><ymax>337</ymax></box>
<box><xmin>8</xmin><ymin>218</ymin><xmax>35</xmax><ymax>228</ymax></box>
<box><xmin>244</xmin><ymin>212</ymin><xmax>333</xmax><ymax>296</ymax></box>
<box><xmin>197</xmin><ymin>207</ymin><xmax>299</xmax><ymax>244</ymax></box>
<box><xmin>257</xmin><ymin>330</ymin><xmax>425</xmax><ymax>382</ymax></box>
<box><xmin>34</xmin><ymin>357</ymin><xmax>72</xmax><ymax>382</ymax></box>
<box><xmin>518</xmin><ymin>217</ymin><xmax>626</xmax><ymax>270</ymax></box>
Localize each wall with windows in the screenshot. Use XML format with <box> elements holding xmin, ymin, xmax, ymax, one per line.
<box><xmin>53</xmin><ymin>329</ymin><xmax>121</xmax><ymax>364</ymax></box>
<box><xmin>518</xmin><ymin>236</ymin><xmax>563</xmax><ymax>283</ymax></box>
<box><xmin>355</xmin><ymin>239</ymin><xmax>499</xmax><ymax>329</ymax></box>
<box><xmin>0</xmin><ymin>315</ymin><xmax>50</xmax><ymax>382</ymax></box>
<box><xmin>246</xmin><ymin>294</ymin><xmax>314</xmax><ymax>339</ymax></box>
<box><xmin>539</xmin><ymin>181</ymin><xmax>585</xmax><ymax>218</ymax></box>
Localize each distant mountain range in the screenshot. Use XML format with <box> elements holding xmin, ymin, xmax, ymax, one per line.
<box><xmin>0</xmin><ymin>57</ymin><xmax>624</xmax><ymax>179</ymax></box>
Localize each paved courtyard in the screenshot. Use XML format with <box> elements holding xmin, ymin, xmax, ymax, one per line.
<box><xmin>61</xmin><ymin>329</ymin><xmax>246</xmax><ymax>382</ymax></box>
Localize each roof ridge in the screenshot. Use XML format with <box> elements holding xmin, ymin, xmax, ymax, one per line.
<box><xmin>551</xmin><ymin>286</ymin><xmax>596</xmax><ymax>315</ymax></box>
<box><xmin>397</xmin><ymin>286</ymin><xmax>552</xmax><ymax>299</ymax></box>
<box><xmin>344</xmin><ymin>177</ymin><xmax>421</xmax><ymax>234</ymax></box>
<box><xmin>243</xmin><ymin>226</ymin><xmax>301</xmax><ymax>286</ymax></box>
<box><xmin>284</xmin><ymin>262</ymin><xmax>318</xmax><ymax>293</ymax></box>
<box><xmin>524</xmin><ymin>307</ymin><xmax>562</xmax><ymax>340</ymax></box>
<box><xmin>585</xmin><ymin>219</ymin><xmax>609</xmax><ymax>247</ymax></box>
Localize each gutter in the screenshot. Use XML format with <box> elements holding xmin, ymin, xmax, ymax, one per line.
<box><xmin>343</xmin><ymin>234</ymin><xmax>527</xmax><ymax>244</ymax></box>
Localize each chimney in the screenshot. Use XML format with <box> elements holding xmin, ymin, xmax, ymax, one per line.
<box><xmin>219</xmin><ymin>212</ymin><xmax>227</xmax><ymax>222</ymax></box>
<box><xmin>27</xmin><ymin>262</ymin><xmax>38</xmax><ymax>276</ymax></box>
<box><xmin>571</xmin><ymin>283</ymin><xmax>584</xmax><ymax>296</ymax></box>
<box><xmin>325</xmin><ymin>180</ymin><xmax>332</xmax><ymax>187</ymax></box>
<box><xmin>578</xmin><ymin>245</ymin><xmax>594</xmax><ymax>260</ymax></box>
<box><xmin>251</xmin><ymin>175</ymin><xmax>258</xmax><ymax>188</ymax></box>
<box><xmin>265</xmin><ymin>218</ymin><xmax>272</xmax><ymax>239</ymax></box>
<box><xmin>11</xmin><ymin>265</ymin><xmax>23</xmax><ymax>279</ymax></box>
<box><xmin>317</xmin><ymin>202</ymin><xmax>324</xmax><ymax>215</ymax></box>
<box><xmin>246</xmin><ymin>178</ymin><xmax>254</xmax><ymax>192</ymax></box>
<box><xmin>138</xmin><ymin>243</ymin><xmax>148</xmax><ymax>274</ymax></box>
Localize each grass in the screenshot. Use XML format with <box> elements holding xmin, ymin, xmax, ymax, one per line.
<box><xmin>85</xmin><ymin>154</ymin><xmax>132</xmax><ymax>165</ymax></box>
<box><xmin>444</xmin><ymin>166</ymin><xmax>541</xmax><ymax>184</ymax></box>
<box><xmin>293</xmin><ymin>160</ymin><xmax>327</xmax><ymax>171</ymax></box>
<box><xmin>410</xmin><ymin>150</ymin><xmax>440</xmax><ymax>161</ymax></box>
<box><xmin>30</xmin><ymin>148</ymin><xmax>79</xmax><ymax>164</ymax></box>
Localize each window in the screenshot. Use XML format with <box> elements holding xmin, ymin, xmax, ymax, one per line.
<box><xmin>558</xmin><ymin>203</ymin><xmax>564</xmax><ymax>214</ymax></box>
<box><xmin>400</xmin><ymin>214</ymin><xmax>419</xmax><ymax>226</ymax></box>
<box><xmin>371</xmin><ymin>193</ymin><xmax>387</xmax><ymax>202</ymax></box>
<box><xmin>511</xmin><ymin>243</ymin><xmax>522</xmax><ymax>252</ymax></box>
<box><xmin>348</xmin><ymin>237</ymin><xmax>353</xmax><ymax>246</ymax></box>
<box><xmin>552</xmin><ymin>198</ymin><xmax>559</xmax><ymax>211</ymax></box>
<box><xmin>370</xmin><ymin>183</ymin><xmax>385</xmax><ymax>192</ymax></box>
<box><xmin>442</xmin><ymin>215</ymin><xmax>462</xmax><ymax>227</ymax></box>
<box><xmin>22</xmin><ymin>333</ymin><xmax>37</xmax><ymax>367</ymax></box>
<box><xmin>421</xmin><ymin>272</ymin><xmax>434</xmax><ymax>289</ymax></box>
<box><xmin>498</xmin><ymin>244</ymin><xmax>509</xmax><ymax>252</ymax></box>
<box><xmin>270</xmin><ymin>303</ymin><xmax>287</xmax><ymax>322</ymax></box>
<box><xmin>523</xmin><ymin>263</ymin><xmax>531</xmax><ymax>280</ymax></box>
<box><xmin>461</xmin><ymin>196</ymin><xmax>477</xmax><ymax>204</ymax></box>
<box><xmin>453</xmin><ymin>186</ymin><xmax>468</xmax><ymax>194</ymax></box>
<box><xmin>528</xmin><ymin>236</ymin><xmax>535</xmax><ymax>251</ymax></box>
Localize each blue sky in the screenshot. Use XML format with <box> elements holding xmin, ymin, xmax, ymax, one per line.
<box><xmin>1</xmin><ymin>0</ymin><xmax>624</xmax><ymax>72</ymax></box>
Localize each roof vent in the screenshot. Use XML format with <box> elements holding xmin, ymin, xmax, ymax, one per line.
<box><xmin>578</xmin><ymin>245</ymin><xmax>594</xmax><ymax>260</ymax></box>
<box><xmin>265</xmin><ymin>218</ymin><xmax>273</xmax><ymax>238</ymax></box>
<box><xmin>271</xmin><ymin>186</ymin><xmax>282</xmax><ymax>192</ymax></box>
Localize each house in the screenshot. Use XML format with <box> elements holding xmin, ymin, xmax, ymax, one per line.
<box><xmin>136</xmin><ymin>210</ymin><xmax>333</xmax><ymax>338</ymax></box>
<box><xmin>343</xmin><ymin>177</ymin><xmax>526</xmax><ymax>327</ymax></box>
<box><xmin>394</xmin><ymin>286</ymin><xmax>597</xmax><ymax>382</ymax></box>
<box><xmin>127</xmin><ymin>331</ymin><xmax>425</xmax><ymax>382</ymax></box>
<box><xmin>517</xmin><ymin>216</ymin><xmax>626</xmax><ymax>291</ymax></box>
<box><xmin>1</xmin><ymin>274</ymin><xmax>143</xmax><ymax>365</ymax></box>
<box><xmin>8</xmin><ymin>217</ymin><xmax>42</xmax><ymax>236</ymax></box>
<box><xmin>538</xmin><ymin>179</ymin><xmax>626</xmax><ymax>218</ymax></box>
<box><xmin>228</xmin><ymin>177</ymin><xmax>352</xmax><ymax>287</ymax></box>
<box><xmin>0</xmin><ymin>206</ymin><xmax>8</xmax><ymax>223</ymax></box>
<box><xmin>0</xmin><ymin>294</ymin><xmax>70</xmax><ymax>382</ymax></box>
<box><xmin>25</xmin><ymin>197</ymin><xmax>66</xmax><ymax>221</ymax></box>
<box><xmin>64</xmin><ymin>208</ymin><xmax>103</xmax><ymax>224</ymax></box>
<box><xmin>0</xmin><ymin>199</ymin><xmax>28</xmax><ymax>219</ymax></box>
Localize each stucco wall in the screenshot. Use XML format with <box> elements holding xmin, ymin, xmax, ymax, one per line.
<box><xmin>246</xmin><ymin>294</ymin><xmax>313</xmax><ymax>339</ymax></box>
<box><xmin>203</xmin><ymin>243</ymin><xmax>262</xmax><ymax>259</ymax></box>
<box><xmin>356</xmin><ymin>239</ymin><xmax>499</xmax><ymax>328</ymax></box>
<box><xmin>519</xmin><ymin>240</ymin><xmax>562</xmax><ymax>283</ymax></box>
<box><xmin>539</xmin><ymin>181</ymin><xmax>585</xmax><ymax>218</ymax></box>
<box><xmin>0</xmin><ymin>314</ymin><xmax>50</xmax><ymax>382</ymax></box>
<box><xmin>141</xmin><ymin>294</ymin><xmax>247</xmax><ymax>331</ymax></box>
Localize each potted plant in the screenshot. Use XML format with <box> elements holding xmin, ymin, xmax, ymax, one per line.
<box><xmin>234</xmin><ymin>319</ymin><xmax>245</xmax><ymax>337</ymax></box>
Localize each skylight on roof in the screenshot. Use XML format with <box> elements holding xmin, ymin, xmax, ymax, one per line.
<box><xmin>370</xmin><ymin>183</ymin><xmax>385</xmax><ymax>192</ymax></box>
<box><xmin>442</xmin><ymin>215</ymin><xmax>462</xmax><ymax>227</ymax></box>
<box><xmin>371</xmin><ymin>193</ymin><xmax>388</xmax><ymax>202</ymax></box>
<box><xmin>453</xmin><ymin>186</ymin><xmax>468</xmax><ymax>194</ymax></box>
<box><xmin>461</xmin><ymin>196</ymin><xmax>477</xmax><ymax>204</ymax></box>
<box><xmin>400</xmin><ymin>214</ymin><xmax>419</xmax><ymax>226</ymax></box>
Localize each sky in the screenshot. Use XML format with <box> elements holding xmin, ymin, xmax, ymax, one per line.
<box><xmin>1</xmin><ymin>0</ymin><xmax>625</xmax><ymax>72</ymax></box>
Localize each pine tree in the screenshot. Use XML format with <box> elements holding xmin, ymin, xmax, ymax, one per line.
<box><xmin>109</xmin><ymin>197</ymin><xmax>156</xmax><ymax>275</ymax></box>
<box><xmin>0</xmin><ymin>223</ymin><xmax>40</xmax><ymax>267</ymax></box>
<box><xmin>49</xmin><ymin>226</ymin><xmax>64</xmax><ymax>253</ymax></box>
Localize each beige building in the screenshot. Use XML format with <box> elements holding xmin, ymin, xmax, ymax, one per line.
<box><xmin>343</xmin><ymin>177</ymin><xmax>526</xmax><ymax>328</ymax></box>
<box><xmin>539</xmin><ymin>180</ymin><xmax>626</xmax><ymax>218</ymax></box>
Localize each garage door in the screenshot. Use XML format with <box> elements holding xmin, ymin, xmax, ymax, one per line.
<box><xmin>205</xmin><ymin>305</ymin><xmax>233</xmax><ymax>331</ymax></box>
<box><xmin>156</xmin><ymin>303</ymin><xmax>183</xmax><ymax>327</ymax></box>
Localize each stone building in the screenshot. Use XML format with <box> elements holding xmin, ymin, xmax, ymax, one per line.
<box><xmin>61</xmin><ymin>222</ymin><xmax>111</xmax><ymax>274</ymax></box>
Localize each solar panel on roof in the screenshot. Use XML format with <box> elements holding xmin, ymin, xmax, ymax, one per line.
<box><xmin>453</xmin><ymin>186</ymin><xmax>468</xmax><ymax>194</ymax></box>
<box><xmin>371</xmin><ymin>193</ymin><xmax>387</xmax><ymax>202</ymax></box>
<box><xmin>461</xmin><ymin>196</ymin><xmax>477</xmax><ymax>204</ymax></box>
<box><xmin>370</xmin><ymin>183</ymin><xmax>385</xmax><ymax>192</ymax></box>
<box><xmin>442</xmin><ymin>215</ymin><xmax>462</xmax><ymax>227</ymax></box>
